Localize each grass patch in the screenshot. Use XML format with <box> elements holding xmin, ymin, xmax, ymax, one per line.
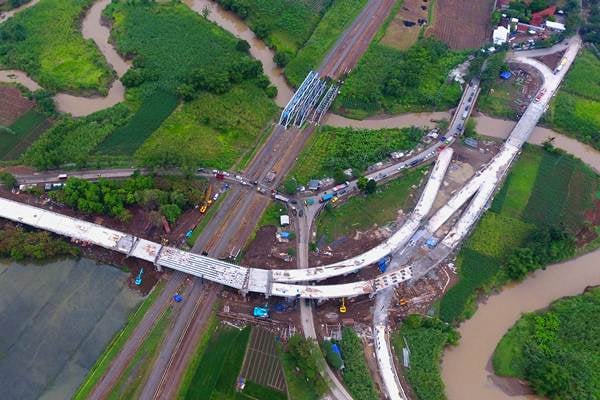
<box><xmin>546</xmin><ymin>50</ymin><xmax>600</xmax><ymax>150</ymax></box>
<box><xmin>0</xmin><ymin>110</ymin><xmax>49</xmax><ymax>160</ymax></box>
<box><xmin>176</xmin><ymin>305</ymin><xmax>219</xmax><ymax>399</ymax></box>
<box><xmin>464</xmin><ymin>212</ymin><xmax>534</xmax><ymax>259</ymax></box>
<box><xmin>0</xmin><ymin>0</ymin><xmax>112</xmax><ymax>93</ymax></box>
<box><xmin>241</xmin><ymin>381</ymin><xmax>287</xmax><ymax>400</ymax></box>
<box><xmin>96</xmin><ymin>91</ymin><xmax>178</xmax><ymax>156</ymax></box>
<box><xmin>108</xmin><ymin>300</ymin><xmax>173</xmax><ymax>399</ymax></box>
<box><xmin>492</xmin><ymin>287</ymin><xmax>600</xmax><ymax>399</ymax></box>
<box><xmin>182</xmin><ymin>325</ymin><xmax>251</xmax><ymax>400</ymax></box>
<box><xmin>134</xmin><ymin>83</ymin><xmax>277</xmax><ymax>170</ymax></box>
<box><xmin>187</xmin><ymin>192</ymin><xmax>228</xmax><ymax>247</ymax></box>
<box><xmin>316</xmin><ymin>168</ymin><xmax>423</xmax><ymax>243</ymax></box>
<box><xmin>73</xmin><ymin>280</ymin><xmax>165</xmax><ymax>400</ymax></box>
<box><xmin>279</xmin><ymin>347</ymin><xmax>321</xmax><ymax>400</ymax></box>
<box><xmin>394</xmin><ymin>315</ymin><xmax>459</xmax><ymax>400</ymax></box>
<box><xmin>285</xmin><ymin>0</ymin><xmax>369</xmax><ymax>86</ymax></box>
<box><xmin>288</xmin><ymin>125</ymin><xmax>424</xmax><ymax>184</ymax></box>
<box><xmin>335</xmin><ymin>39</ymin><xmax>467</xmax><ymax>119</ymax></box>
<box><xmin>477</xmin><ymin>77</ymin><xmax>522</xmax><ymax>120</ymax></box>
<box><xmin>258</xmin><ymin>201</ymin><xmax>286</xmax><ymax>229</ymax></box>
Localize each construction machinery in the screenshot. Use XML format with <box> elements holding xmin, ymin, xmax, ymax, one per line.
<box><xmin>134</xmin><ymin>268</ymin><xmax>144</xmax><ymax>286</ymax></box>
<box><xmin>339</xmin><ymin>298</ymin><xmax>347</xmax><ymax>313</ymax></box>
<box><xmin>200</xmin><ymin>185</ymin><xmax>212</xmax><ymax>214</ymax></box>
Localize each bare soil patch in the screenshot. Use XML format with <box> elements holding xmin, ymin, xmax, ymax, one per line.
<box><xmin>381</xmin><ymin>0</ymin><xmax>429</xmax><ymax>50</ymax></box>
<box><xmin>428</xmin><ymin>0</ymin><xmax>495</xmax><ymax>49</ymax></box>
<box><xmin>534</xmin><ymin>49</ymin><xmax>566</xmax><ymax>71</ymax></box>
<box><xmin>0</xmin><ymin>85</ymin><xmax>34</xmax><ymax>125</ymax></box>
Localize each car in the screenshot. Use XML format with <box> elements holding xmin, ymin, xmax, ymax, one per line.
<box><xmin>440</xmin><ymin>136</ymin><xmax>447</xmax><ymax>142</ymax></box>
<box><xmin>290</xmin><ymin>199</ymin><xmax>298</xmax><ymax>204</ymax></box>
<box><xmin>299</xmin><ymin>209</ymin><xmax>304</xmax><ymax>217</ymax></box>
<box><xmin>304</xmin><ymin>298</ymin><xmax>311</xmax><ymax>306</ymax></box>
<box><xmin>331</xmin><ymin>196</ymin><xmax>339</xmax><ymax>203</ymax></box>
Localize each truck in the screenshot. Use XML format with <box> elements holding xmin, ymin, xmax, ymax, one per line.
<box><xmin>319</xmin><ymin>193</ymin><xmax>333</xmax><ymax>203</ymax></box>
<box><xmin>554</xmin><ymin>57</ymin><xmax>568</xmax><ymax>74</ymax></box>
<box><xmin>265</xmin><ymin>171</ymin><xmax>276</xmax><ymax>183</ymax></box>
<box><xmin>274</xmin><ymin>193</ymin><xmax>289</xmax><ymax>203</ymax></box>
<box><xmin>332</xmin><ymin>182</ymin><xmax>348</xmax><ymax>193</ymax></box>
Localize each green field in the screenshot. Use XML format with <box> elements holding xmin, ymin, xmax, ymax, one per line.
<box><xmin>335</xmin><ymin>39</ymin><xmax>467</xmax><ymax>119</ymax></box>
<box><xmin>216</xmin><ymin>0</ymin><xmax>328</xmax><ymax>56</ymax></box>
<box><xmin>284</xmin><ymin>0</ymin><xmax>369</xmax><ymax>86</ymax></box>
<box><xmin>476</xmin><ymin>76</ymin><xmax>523</xmax><ymax>120</ymax></box>
<box><xmin>22</xmin><ymin>105</ymin><xmax>131</xmax><ymax>169</ymax></box>
<box><xmin>73</xmin><ymin>280</ymin><xmax>165</xmax><ymax>400</ymax></box>
<box><xmin>394</xmin><ymin>315</ymin><xmax>459</xmax><ymax>400</ymax></box>
<box><xmin>0</xmin><ymin>110</ymin><xmax>50</xmax><ymax>160</ymax></box>
<box><xmin>439</xmin><ymin>145</ymin><xmax>600</xmax><ymax>324</ymax></box>
<box><xmin>134</xmin><ymin>83</ymin><xmax>277</xmax><ymax>170</ymax></box>
<box><xmin>546</xmin><ymin>50</ymin><xmax>600</xmax><ymax>150</ymax></box>
<box><xmin>492</xmin><ymin>287</ymin><xmax>600</xmax><ymax>399</ymax></box>
<box><xmin>339</xmin><ymin>328</ymin><xmax>379</xmax><ymax>400</ymax></box>
<box><xmin>316</xmin><ymin>168</ymin><xmax>424</xmax><ymax>243</ymax></box>
<box><xmin>288</xmin><ymin>125</ymin><xmax>424</xmax><ymax>184</ymax></box>
<box><xmin>0</xmin><ymin>0</ymin><xmax>112</xmax><ymax>93</ymax></box>
<box><xmin>182</xmin><ymin>325</ymin><xmax>251</xmax><ymax>400</ymax></box>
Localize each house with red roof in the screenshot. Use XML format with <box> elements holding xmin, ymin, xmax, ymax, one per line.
<box><xmin>530</xmin><ymin>5</ymin><xmax>557</xmax><ymax>27</ymax></box>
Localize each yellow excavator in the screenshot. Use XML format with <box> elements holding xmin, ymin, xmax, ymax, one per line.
<box><xmin>200</xmin><ymin>185</ymin><xmax>212</xmax><ymax>214</ymax></box>
<box><xmin>339</xmin><ymin>298</ymin><xmax>347</xmax><ymax>313</ymax></box>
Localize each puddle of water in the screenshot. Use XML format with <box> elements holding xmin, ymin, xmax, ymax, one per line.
<box><xmin>185</xmin><ymin>0</ymin><xmax>292</xmax><ymax>106</ymax></box>
<box><xmin>442</xmin><ymin>249</ymin><xmax>600</xmax><ymax>400</ymax></box>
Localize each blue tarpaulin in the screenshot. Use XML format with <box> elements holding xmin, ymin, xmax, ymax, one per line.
<box><xmin>253</xmin><ymin>307</ymin><xmax>269</xmax><ymax>318</ymax></box>
<box><xmin>500</xmin><ymin>71</ymin><xmax>512</xmax><ymax>80</ymax></box>
<box><xmin>280</xmin><ymin>231</ymin><xmax>290</xmax><ymax>239</ymax></box>
<box><xmin>332</xmin><ymin>343</ymin><xmax>342</xmax><ymax>356</ymax></box>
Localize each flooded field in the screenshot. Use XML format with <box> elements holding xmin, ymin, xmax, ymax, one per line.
<box><xmin>0</xmin><ymin>258</ymin><xmax>141</xmax><ymax>400</ymax></box>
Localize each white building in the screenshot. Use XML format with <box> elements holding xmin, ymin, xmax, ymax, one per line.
<box><xmin>492</xmin><ymin>26</ymin><xmax>510</xmax><ymax>45</ymax></box>
<box><xmin>545</xmin><ymin>20</ymin><xmax>566</xmax><ymax>31</ymax></box>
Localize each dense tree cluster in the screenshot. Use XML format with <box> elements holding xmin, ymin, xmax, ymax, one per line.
<box><xmin>0</xmin><ymin>172</ymin><xmax>17</xmax><ymax>189</ymax></box>
<box><xmin>51</xmin><ymin>174</ymin><xmax>203</xmax><ymax>224</ymax></box>
<box><xmin>582</xmin><ymin>0</ymin><xmax>600</xmax><ymax>46</ymax></box>
<box><xmin>0</xmin><ymin>225</ymin><xmax>79</xmax><ymax>261</ymax></box>
<box><xmin>286</xmin><ymin>335</ymin><xmax>328</xmax><ymax>395</ymax></box>
<box><xmin>339</xmin><ymin>328</ymin><xmax>379</xmax><ymax>400</ymax></box>
<box><xmin>504</xmin><ymin>225</ymin><xmax>576</xmax><ymax>280</ymax></box>
<box><xmin>495</xmin><ymin>288</ymin><xmax>600</xmax><ymax>400</ymax></box>
<box><xmin>177</xmin><ymin>57</ymin><xmax>265</xmax><ymax>99</ymax></box>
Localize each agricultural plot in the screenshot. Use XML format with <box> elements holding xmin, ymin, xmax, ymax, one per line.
<box><xmin>288</xmin><ymin>125</ymin><xmax>424</xmax><ymax>184</ymax></box>
<box><xmin>0</xmin><ymin>85</ymin><xmax>34</xmax><ymax>125</ymax></box>
<box><xmin>134</xmin><ymin>83</ymin><xmax>277</xmax><ymax>170</ymax></box>
<box><xmin>428</xmin><ymin>0</ymin><xmax>494</xmax><ymax>49</ymax></box>
<box><xmin>0</xmin><ymin>109</ymin><xmax>51</xmax><ymax>161</ymax></box>
<box><xmin>440</xmin><ymin>145</ymin><xmax>600</xmax><ymax>323</ymax></box>
<box><xmin>547</xmin><ymin>51</ymin><xmax>600</xmax><ymax>150</ymax></box>
<box><xmin>336</xmin><ymin>39</ymin><xmax>466</xmax><ymax>118</ymax></box>
<box><xmin>0</xmin><ymin>0</ymin><xmax>112</xmax><ymax>93</ymax></box>
<box><xmin>239</xmin><ymin>327</ymin><xmax>287</xmax><ymax>392</ymax></box>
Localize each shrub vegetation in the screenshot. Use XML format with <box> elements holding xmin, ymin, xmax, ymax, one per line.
<box><xmin>394</xmin><ymin>315</ymin><xmax>459</xmax><ymax>400</ymax></box>
<box><xmin>288</xmin><ymin>125</ymin><xmax>423</xmax><ymax>184</ymax></box>
<box><xmin>439</xmin><ymin>145</ymin><xmax>600</xmax><ymax>324</ymax></box>
<box><xmin>335</xmin><ymin>39</ymin><xmax>467</xmax><ymax>118</ymax></box>
<box><xmin>493</xmin><ymin>287</ymin><xmax>600</xmax><ymax>400</ymax></box>
<box><xmin>0</xmin><ymin>225</ymin><xmax>79</xmax><ymax>261</ymax></box>
<box><xmin>0</xmin><ymin>0</ymin><xmax>112</xmax><ymax>93</ymax></box>
<box><xmin>339</xmin><ymin>328</ymin><xmax>379</xmax><ymax>400</ymax></box>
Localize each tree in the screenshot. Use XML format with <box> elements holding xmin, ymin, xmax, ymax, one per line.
<box><xmin>274</xmin><ymin>51</ymin><xmax>292</xmax><ymax>67</ymax></box>
<box><xmin>201</xmin><ymin>5</ymin><xmax>211</xmax><ymax>18</ymax></box>
<box><xmin>365</xmin><ymin>179</ymin><xmax>377</xmax><ymax>194</ymax></box>
<box><xmin>176</xmin><ymin>83</ymin><xmax>195</xmax><ymax>101</ymax></box>
<box><xmin>160</xmin><ymin>203</ymin><xmax>182</xmax><ymax>224</ymax></box>
<box><xmin>283</xmin><ymin>178</ymin><xmax>297</xmax><ymax>195</ymax></box>
<box><xmin>121</xmin><ymin>68</ymin><xmax>146</xmax><ymax>88</ymax></box>
<box><xmin>333</xmin><ymin>169</ymin><xmax>347</xmax><ymax>184</ymax></box>
<box><xmin>265</xmin><ymin>85</ymin><xmax>277</xmax><ymax>98</ymax></box>
<box><xmin>236</xmin><ymin>39</ymin><xmax>250</xmax><ymax>53</ymax></box>
<box><xmin>357</xmin><ymin>176</ymin><xmax>368</xmax><ymax>191</ymax></box>
<box><xmin>0</xmin><ymin>172</ymin><xmax>17</xmax><ymax>189</ymax></box>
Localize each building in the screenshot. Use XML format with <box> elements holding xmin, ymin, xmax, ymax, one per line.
<box><xmin>530</xmin><ymin>5</ymin><xmax>557</xmax><ymax>26</ymax></box>
<box><xmin>545</xmin><ymin>20</ymin><xmax>566</xmax><ymax>31</ymax></box>
<box><xmin>308</xmin><ymin>180</ymin><xmax>320</xmax><ymax>191</ymax></box>
<box><xmin>493</xmin><ymin>26</ymin><xmax>510</xmax><ymax>45</ymax></box>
